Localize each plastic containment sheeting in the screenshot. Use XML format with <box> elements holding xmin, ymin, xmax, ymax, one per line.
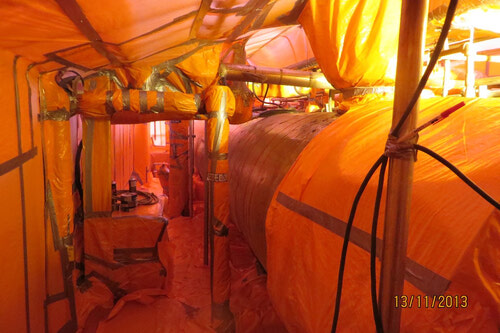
<box><xmin>84</xmin><ymin>216</ymin><xmax>168</xmax><ymax>297</ymax></box>
<box><xmin>167</xmin><ymin>120</ymin><xmax>189</xmax><ymax>218</ymax></box>
<box><xmin>299</xmin><ymin>0</ymin><xmax>400</xmax><ymax>89</ymax></box>
<box><xmin>228</xmin><ymin>112</ymin><xmax>338</xmax><ymax>267</ymax></box>
<box><xmin>0</xmin><ymin>52</ymin><xmax>46</xmax><ymax>333</ymax></box>
<box><xmin>266</xmin><ymin>97</ymin><xmax>500</xmax><ymax>332</ymax></box>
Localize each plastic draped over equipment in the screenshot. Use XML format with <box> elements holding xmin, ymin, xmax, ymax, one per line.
<box><xmin>265</xmin><ymin>97</ymin><xmax>500</xmax><ymax>332</ymax></box>
<box><xmin>299</xmin><ymin>0</ymin><xmax>401</xmax><ymax>89</ymax></box>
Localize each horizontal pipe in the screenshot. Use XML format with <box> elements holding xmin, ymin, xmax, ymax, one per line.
<box><xmin>219</xmin><ymin>63</ymin><xmax>336</xmax><ymax>90</ymax></box>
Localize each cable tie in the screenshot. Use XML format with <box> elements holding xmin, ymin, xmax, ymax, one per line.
<box><xmin>384</xmin><ymin>135</ymin><xmax>417</xmax><ymax>160</ymax></box>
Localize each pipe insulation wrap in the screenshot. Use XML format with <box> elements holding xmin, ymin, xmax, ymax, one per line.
<box><xmin>227</xmin><ymin>112</ymin><xmax>337</xmax><ymax>266</ymax></box>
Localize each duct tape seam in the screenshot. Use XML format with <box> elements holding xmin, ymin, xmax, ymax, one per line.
<box><xmin>122</xmin><ymin>89</ymin><xmax>130</xmax><ymax>111</ymax></box>
<box><xmin>139</xmin><ymin>90</ymin><xmax>148</xmax><ymax>113</ymax></box>
<box><xmin>106</xmin><ymin>90</ymin><xmax>114</xmax><ymax>115</ymax></box>
<box><xmin>44</xmin><ymin>292</ymin><xmax>66</xmax><ymax>306</ymax></box>
<box><xmin>207</xmin><ymin>152</ymin><xmax>228</xmax><ymax>160</ymax></box>
<box><xmin>0</xmin><ymin>147</ymin><xmax>38</xmax><ymax>176</ymax></box>
<box><xmin>83</xmin><ymin>119</ymin><xmax>94</xmax><ymax>216</ymax></box>
<box><xmin>45</xmin><ymin>184</ymin><xmax>78</xmax><ymax>325</ymax></box>
<box><xmin>84</xmin><ymin>271</ymin><xmax>127</xmax><ymax>299</ymax></box>
<box><xmin>207</xmin><ymin>172</ymin><xmax>228</xmax><ymax>182</ymax></box>
<box><xmin>150</xmin><ymin>91</ymin><xmax>165</xmax><ymax>113</ymax></box>
<box><xmin>13</xmin><ymin>55</ymin><xmax>31</xmax><ymax>333</ymax></box>
<box><xmin>276</xmin><ymin>191</ymin><xmax>451</xmax><ymax>295</ymax></box>
<box><xmin>25</xmin><ymin>63</ymin><xmax>36</xmax><ymax>148</ymax></box>
<box><xmin>38</xmin><ymin>108</ymin><xmax>75</xmax><ymax>121</ymax></box>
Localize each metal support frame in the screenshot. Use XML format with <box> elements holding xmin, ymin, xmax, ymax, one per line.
<box><xmin>188</xmin><ymin>120</ymin><xmax>194</xmax><ymax>217</ymax></box>
<box><xmin>465</xmin><ymin>27</ymin><xmax>476</xmax><ymax>98</ymax></box>
<box><xmin>379</xmin><ymin>1</ymin><xmax>428</xmax><ymax>332</ymax></box>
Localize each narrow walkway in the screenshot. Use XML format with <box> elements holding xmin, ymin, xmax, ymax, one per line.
<box><xmin>79</xmin><ymin>178</ymin><xmax>286</xmax><ymax>332</ymax></box>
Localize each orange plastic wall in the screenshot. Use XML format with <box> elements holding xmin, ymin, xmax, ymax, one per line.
<box><xmin>0</xmin><ymin>52</ymin><xmax>46</xmax><ymax>332</ymax></box>
<box><xmin>266</xmin><ymin>97</ymin><xmax>500</xmax><ymax>332</ymax></box>
<box><xmin>82</xmin><ymin>118</ymin><xmax>112</xmax><ymax>215</ymax></box>
<box><xmin>166</xmin><ymin>120</ymin><xmax>189</xmax><ymax>218</ymax></box>
<box><xmin>111</xmin><ymin>124</ymin><xmax>150</xmax><ymax>190</ymax></box>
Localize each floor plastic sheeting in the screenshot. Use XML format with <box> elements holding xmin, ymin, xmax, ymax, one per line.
<box><xmin>79</xmin><ymin>178</ymin><xmax>286</xmax><ymax>333</ymax></box>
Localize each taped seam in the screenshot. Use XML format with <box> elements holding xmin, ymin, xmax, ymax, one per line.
<box><xmin>276</xmin><ymin>191</ymin><xmax>451</xmax><ymax>295</ymax></box>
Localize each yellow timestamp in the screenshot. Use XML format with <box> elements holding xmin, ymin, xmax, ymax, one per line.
<box><xmin>394</xmin><ymin>295</ymin><xmax>468</xmax><ymax>308</ymax></box>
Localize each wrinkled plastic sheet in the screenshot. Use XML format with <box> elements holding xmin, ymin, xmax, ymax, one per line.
<box><xmin>266</xmin><ymin>96</ymin><xmax>500</xmax><ymax>332</ymax></box>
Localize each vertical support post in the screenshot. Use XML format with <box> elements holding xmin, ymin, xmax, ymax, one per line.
<box><xmin>188</xmin><ymin>119</ymin><xmax>194</xmax><ymax>217</ymax></box>
<box><xmin>465</xmin><ymin>27</ymin><xmax>476</xmax><ymax>97</ymax></box>
<box><xmin>205</xmin><ymin>86</ymin><xmax>233</xmax><ymax>328</ymax></box>
<box><xmin>442</xmin><ymin>39</ymin><xmax>451</xmax><ymax>97</ymax></box>
<box><xmin>203</xmin><ymin>121</ymin><xmax>209</xmax><ymax>265</ymax></box>
<box><xmin>379</xmin><ymin>1</ymin><xmax>428</xmax><ymax>332</ymax></box>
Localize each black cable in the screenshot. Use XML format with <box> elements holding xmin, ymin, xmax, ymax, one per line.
<box><xmin>391</xmin><ymin>0</ymin><xmax>459</xmax><ymax>137</ymax></box>
<box><xmin>370</xmin><ymin>155</ymin><xmax>388</xmax><ymax>333</ymax></box>
<box><xmin>414</xmin><ymin>144</ymin><xmax>500</xmax><ymax>209</ymax></box>
<box><xmin>262</xmin><ymin>83</ymin><xmax>270</xmax><ymax>108</ymax></box>
<box><xmin>331</xmin><ymin>155</ymin><xmax>385</xmax><ymax>333</ymax></box>
<box><xmin>251</xmin><ymin>82</ymin><xmax>282</xmax><ymax>108</ymax></box>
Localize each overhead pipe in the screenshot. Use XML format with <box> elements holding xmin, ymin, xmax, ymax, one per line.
<box><xmin>219</xmin><ymin>63</ymin><xmax>336</xmax><ymax>90</ymax></box>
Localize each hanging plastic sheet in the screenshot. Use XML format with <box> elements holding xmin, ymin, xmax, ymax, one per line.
<box><xmin>82</xmin><ymin>118</ymin><xmax>112</xmax><ymax>216</ymax></box>
<box><xmin>299</xmin><ymin>0</ymin><xmax>401</xmax><ymax>89</ymax></box>
<box><xmin>84</xmin><ymin>216</ymin><xmax>168</xmax><ymax>296</ymax></box>
<box><xmin>39</xmin><ymin>70</ymin><xmax>79</xmax><ymax>332</ymax></box>
<box><xmin>266</xmin><ymin>96</ymin><xmax>500</xmax><ymax>332</ymax></box>
<box><xmin>166</xmin><ymin>120</ymin><xmax>190</xmax><ymax>218</ymax></box>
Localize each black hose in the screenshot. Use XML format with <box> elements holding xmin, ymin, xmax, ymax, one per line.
<box><xmin>414</xmin><ymin>144</ymin><xmax>500</xmax><ymax>209</ymax></box>
<box><xmin>370</xmin><ymin>156</ymin><xmax>388</xmax><ymax>333</ymax></box>
<box><xmin>331</xmin><ymin>155</ymin><xmax>385</xmax><ymax>333</ymax></box>
<box><xmin>391</xmin><ymin>0</ymin><xmax>459</xmax><ymax>137</ymax></box>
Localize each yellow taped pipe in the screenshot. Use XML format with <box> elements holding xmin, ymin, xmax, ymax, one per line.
<box><xmin>219</xmin><ymin>63</ymin><xmax>336</xmax><ymax>90</ymax></box>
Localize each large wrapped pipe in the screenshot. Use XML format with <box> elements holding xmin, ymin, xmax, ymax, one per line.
<box><xmin>194</xmin><ymin>112</ymin><xmax>338</xmax><ymax>265</ymax></box>
<box><xmin>228</xmin><ymin>112</ymin><xmax>337</xmax><ymax>266</ymax></box>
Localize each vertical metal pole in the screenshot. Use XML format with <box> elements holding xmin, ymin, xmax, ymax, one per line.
<box><xmin>188</xmin><ymin>120</ymin><xmax>195</xmax><ymax>217</ymax></box>
<box><xmin>465</xmin><ymin>27</ymin><xmax>476</xmax><ymax>98</ymax></box>
<box><xmin>203</xmin><ymin>120</ymin><xmax>209</xmax><ymax>265</ymax></box>
<box><xmin>442</xmin><ymin>39</ymin><xmax>451</xmax><ymax>97</ymax></box>
<box><xmin>379</xmin><ymin>1</ymin><xmax>428</xmax><ymax>332</ymax></box>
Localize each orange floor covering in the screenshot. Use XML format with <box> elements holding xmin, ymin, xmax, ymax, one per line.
<box><xmin>79</xmin><ymin>177</ymin><xmax>286</xmax><ymax>332</ymax></box>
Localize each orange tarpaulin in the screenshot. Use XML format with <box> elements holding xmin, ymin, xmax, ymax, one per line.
<box><xmin>266</xmin><ymin>97</ymin><xmax>500</xmax><ymax>332</ymax></box>
<box><xmin>299</xmin><ymin>0</ymin><xmax>400</xmax><ymax>89</ymax></box>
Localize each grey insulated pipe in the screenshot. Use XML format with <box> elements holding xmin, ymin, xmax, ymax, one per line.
<box><xmin>228</xmin><ymin>112</ymin><xmax>337</xmax><ymax>267</ymax></box>
<box><xmin>193</xmin><ymin>113</ymin><xmax>337</xmax><ymax>266</ymax></box>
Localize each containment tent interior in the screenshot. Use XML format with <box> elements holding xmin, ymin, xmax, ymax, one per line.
<box><xmin>0</xmin><ymin>0</ymin><xmax>499</xmax><ymax>332</ymax></box>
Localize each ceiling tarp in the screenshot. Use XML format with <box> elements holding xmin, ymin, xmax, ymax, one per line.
<box><xmin>0</xmin><ymin>0</ymin><xmax>306</xmax><ymax>74</ymax></box>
